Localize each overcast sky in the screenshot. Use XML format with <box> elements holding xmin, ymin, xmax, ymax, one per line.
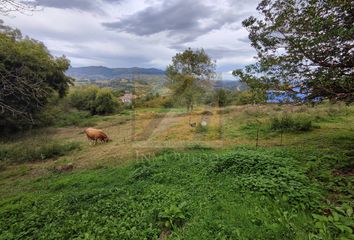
<box><xmin>2</xmin><ymin>0</ymin><xmax>260</xmax><ymax>80</ymax></box>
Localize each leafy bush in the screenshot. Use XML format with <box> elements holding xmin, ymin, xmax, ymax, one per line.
<box><xmin>312</xmin><ymin>204</ymin><xmax>354</xmax><ymax>239</ymax></box>
<box><xmin>271</xmin><ymin>114</ymin><xmax>313</xmax><ymax>132</ymax></box>
<box><xmin>0</xmin><ymin>141</ymin><xmax>80</xmax><ymax>164</ymax></box>
<box><xmin>210</xmin><ymin>149</ymin><xmax>321</xmax><ymax>208</ymax></box>
<box><xmin>154</xmin><ymin>202</ymin><xmax>189</xmax><ymax>232</ymax></box>
<box><xmin>69</xmin><ymin>85</ymin><xmax>121</xmax><ymax>115</ymax></box>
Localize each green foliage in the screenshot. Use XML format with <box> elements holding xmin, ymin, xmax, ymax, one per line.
<box><xmin>0</xmin><ymin>146</ymin><xmax>352</xmax><ymax>239</ymax></box>
<box><xmin>210</xmin><ymin>149</ymin><xmax>321</xmax><ymax>208</ymax></box>
<box><xmin>312</xmin><ymin>204</ymin><xmax>354</xmax><ymax>240</ymax></box>
<box><xmin>129</xmin><ymin>161</ymin><xmax>155</xmax><ymax>181</ymax></box>
<box><xmin>155</xmin><ymin>202</ymin><xmax>189</xmax><ymax>232</ymax></box>
<box><xmin>213</xmin><ymin>89</ymin><xmax>232</xmax><ymax>107</ymax></box>
<box><xmin>52</xmin><ymin>111</ymin><xmax>100</xmax><ymax>127</ymax></box>
<box><xmin>94</xmin><ymin>88</ymin><xmax>118</xmax><ymax>114</ymax></box>
<box><xmin>234</xmin><ymin>0</ymin><xmax>354</xmax><ymax>102</ymax></box>
<box><xmin>134</xmin><ymin>93</ymin><xmax>172</xmax><ymax>108</ymax></box>
<box><xmin>69</xmin><ymin>85</ymin><xmax>120</xmax><ymax>115</ymax></box>
<box><xmin>36</xmin><ymin>94</ymin><xmax>105</xmax><ymax>127</ymax></box>
<box><xmin>271</xmin><ymin>114</ymin><xmax>313</xmax><ymax>132</ymax></box>
<box><xmin>0</xmin><ymin>141</ymin><xmax>80</xmax><ymax>164</ymax></box>
<box><xmin>69</xmin><ymin>85</ymin><xmax>99</xmax><ymax>113</ymax></box>
<box><xmin>166</xmin><ymin>48</ymin><xmax>216</xmax><ymax>111</ymax></box>
<box><xmin>0</xmin><ymin>22</ymin><xmax>73</xmax><ymax>133</ymax></box>
<box><xmin>233</xmin><ymin>90</ymin><xmax>267</xmax><ymax>105</ymax></box>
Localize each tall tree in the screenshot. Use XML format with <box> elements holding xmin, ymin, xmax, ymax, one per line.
<box><xmin>166</xmin><ymin>48</ymin><xmax>216</xmax><ymax>111</ymax></box>
<box><xmin>0</xmin><ymin>22</ymin><xmax>73</xmax><ymax>132</ymax></box>
<box><xmin>233</xmin><ymin>0</ymin><xmax>354</xmax><ymax>103</ymax></box>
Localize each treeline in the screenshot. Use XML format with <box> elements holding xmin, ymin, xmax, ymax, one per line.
<box><xmin>0</xmin><ymin>21</ymin><xmax>73</xmax><ymax>133</ymax></box>
<box><xmin>0</xmin><ymin>21</ymin><xmax>130</xmax><ymax>134</ymax></box>
<box><xmin>133</xmin><ymin>88</ymin><xmax>266</xmax><ymax>109</ymax></box>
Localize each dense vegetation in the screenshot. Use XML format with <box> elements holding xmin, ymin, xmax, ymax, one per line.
<box><xmin>0</xmin><ymin>103</ymin><xmax>353</xmax><ymax>239</ymax></box>
<box><xmin>0</xmin><ymin>21</ymin><xmax>73</xmax><ymax>133</ymax></box>
<box><xmin>0</xmin><ymin>145</ymin><xmax>352</xmax><ymax>239</ymax></box>
<box><xmin>69</xmin><ymin>85</ymin><xmax>121</xmax><ymax>115</ymax></box>
<box><xmin>233</xmin><ymin>0</ymin><xmax>354</xmax><ymax>103</ymax></box>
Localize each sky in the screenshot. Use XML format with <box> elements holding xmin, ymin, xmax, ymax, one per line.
<box><xmin>2</xmin><ymin>0</ymin><xmax>260</xmax><ymax>80</ymax></box>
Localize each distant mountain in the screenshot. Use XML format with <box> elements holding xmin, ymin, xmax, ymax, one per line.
<box><xmin>213</xmin><ymin>80</ymin><xmax>247</xmax><ymax>91</ymax></box>
<box><xmin>66</xmin><ymin>66</ymin><xmax>165</xmax><ymax>80</ymax></box>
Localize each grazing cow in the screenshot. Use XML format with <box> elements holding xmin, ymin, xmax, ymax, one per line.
<box><xmin>84</xmin><ymin>128</ymin><xmax>111</xmax><ymax>144</ymax></box>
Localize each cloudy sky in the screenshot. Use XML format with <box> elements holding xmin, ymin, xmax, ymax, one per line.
<box><xmin>2</xmin><ymin>0</ymin><xmax>260</xmax><ymax>79</ymax></box>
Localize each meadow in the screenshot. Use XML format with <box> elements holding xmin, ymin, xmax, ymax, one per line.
<box><xmin>0</xmin><ymin>103</ymin><xmax>353</xmax><ymax>239</ymax></box>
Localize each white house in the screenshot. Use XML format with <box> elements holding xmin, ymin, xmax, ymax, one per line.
<box><xmin>120</xmin><ymin>93</ymin><xmax>137</xmax><ymax>103</ymax></box>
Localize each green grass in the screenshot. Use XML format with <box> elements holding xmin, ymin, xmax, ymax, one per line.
<box><xmin>52</xmin><ymin>111</ymin><xmax>115</xmax><ymax>127</ymax></box>
<box><xmin>0</xmin><ymin>146</ymin><xmax>352</xmax><ymax>239</ymax></box>
<box><xmin>0</xmin><ymin>103</ymin><xmax>353</xmax><ymax>239</ymax></box>
<box><xmin>0</xmin><ymin>141</ymin><xmax>81</xmax><ymax>164</ymax></box>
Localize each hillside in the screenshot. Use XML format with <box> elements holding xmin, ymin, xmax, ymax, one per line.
<box><xmin>0</xmin><ymin>104</ymin><xmax>353</xmax><ymax>239</ymax></box>
<box><xmin>213</xmin><ymin>80</ymin><xmax>247</xmax><ymax>91</ymax></box>
<box><xmin>66</xmin><ymin>66</ymin><xmax>165</xmax><ymax>80</ymax></box>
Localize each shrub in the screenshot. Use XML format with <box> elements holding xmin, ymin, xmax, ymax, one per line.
<box><xmin>69</xmin><ymin>85</ymin><xmax>98</xmax><ymax>113</ymax></box>
<box><xmin>271</xmin><ymin>114</ymin><xmax>313</xmax><ymax>132</ymax></box>
<box><xmin>94</xmin><ymin>88</ymin><xmax>119</xmax><ymax>114</ymax></box>
<box><xmin>210</xmin><ymin>150</ymin><xmax>321</xmax><ymax>208</ymax></box>
<box><xmin>69</xmin><ymin>86</ymin><xmax>121</xmax><ymax>115</ymax></box>
<box><xmin>154</xmin><ymin>202</ymin><xmax>189</xmax><ymax>232</ymax></box>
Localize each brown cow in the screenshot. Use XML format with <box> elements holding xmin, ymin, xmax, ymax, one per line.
<box><xmin>84</xmin><ymin>128</ymin><xmax>111</xmax><ymax>144</ymax></box>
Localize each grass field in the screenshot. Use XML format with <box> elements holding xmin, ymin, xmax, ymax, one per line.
<box><xmin>0</xmin><ymin>103</ymin><xmax>353</xmax><ymax>239</ymax></box>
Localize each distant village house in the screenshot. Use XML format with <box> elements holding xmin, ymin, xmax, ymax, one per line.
<box><xmin>120</xmin><ymin>93</ymin><xmax>137</xmax><ymax>103</ymax></box>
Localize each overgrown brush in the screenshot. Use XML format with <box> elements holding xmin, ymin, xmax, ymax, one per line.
<box><xmin>0</xmin><ymin>146</ymin><xmax>352</xmax><ymax>239</ymax></box>
<box><xmin>271</xmin><ymin>114</ymin><xmax>313</xmax><ymax>132</ymax></box>
<box><xmin>0</xmin><ymin>141</ymin><xmax>81</xmax><ymax>164</ymax></box>
<box><xmin>210</xmin><ymin>149</ymin><xmax>321</xmax><ymax>208</ymax></box>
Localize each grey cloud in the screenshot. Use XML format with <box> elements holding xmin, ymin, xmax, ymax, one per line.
<box><xmin>103</xmin><ymin>0</ymin><xmax>246</xmax><ymax>42</ymax></box>
<box><xmin>103</xmin><ymin>0</ymin><xmax>211</xmax><ymax>35</ymax></box>
<box><xmin>205</xmin><ymin>47</ymin><xmax>253</xmax><ymax>59</ymax></box>
<box><xmin>34</xmin><ymin>0</ymin><xmax>122</xmax><ymax>11</ymax></box>
<box><xmin>6</xmin><ymin>0</ymin><xmax>259</xmax><ymax>75</ymax></box>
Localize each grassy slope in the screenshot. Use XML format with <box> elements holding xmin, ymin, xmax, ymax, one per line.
<box><xmin>0</xmin><ymin>103</ymin><xmax>353</xmax><ymax>239</ymax></box>
<box><xmin>0</xmin><ymin>148</ymin><xmax>322</xmax><ymax>239</ymax></box>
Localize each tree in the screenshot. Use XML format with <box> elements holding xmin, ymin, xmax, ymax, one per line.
<box><xmin>166</xmin><ymin>48</ymin><xmax>216</xmax><ymax>111</ymax></box>
<box><xmin>69</xmin><ymin>85</ymin><xmax>120</xmax><ymax>115</ymax></box>
<box><xmin>214</xmin><ymin>89</ymin><xmax>232</xmax><ymax>107</ymax></box>
<box><xmin>0</xmin><ymin>22</ymin><xmax>73</xmax><ymax>132</ymax></box>
<box><xmin>69</xmin><ymin>85</ymin><xmax>99</xmax><ymax>114</ymax></box>
<box><xmin>233</xmin><ymin>69</ymin><xmax>270</xmax><ymax>104</ymax></box>
<box><xmin>0</xmin><ymin>0</ymin><xmax>37</xmax><ymax>16</ymax></box>
<box><xmin>233</xmin><ymin>0</ymin><xmax>354</xmax><ymax>103</ymax></box>
<box><xmin>94</xmin><ymin>88</ymin><xmax>119</xmax><ymax>115</ymax></box>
